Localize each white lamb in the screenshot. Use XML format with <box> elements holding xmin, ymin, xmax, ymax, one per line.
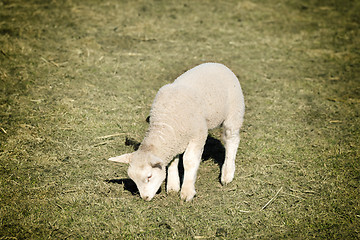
<box><xmin>109</xmin><ymin>63</ymin><xmax>245</xmax><ymax>201</ymax></box>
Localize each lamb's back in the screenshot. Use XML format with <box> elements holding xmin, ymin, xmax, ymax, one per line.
<box><xmin>173</xmin><ymin>63</ymin><xmax>242</xmax><ymax>128</ymax></box>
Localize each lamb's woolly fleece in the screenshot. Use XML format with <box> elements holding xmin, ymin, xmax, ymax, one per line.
<box><xmin>139</xmin><ymin>62</ymin><xmax>245</xmax><ymax>163</ymax></box>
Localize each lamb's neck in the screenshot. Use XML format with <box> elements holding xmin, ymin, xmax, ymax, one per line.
<box><xmin>139</xmin><ymin>123</ymin><xmax>178</xmax><ymax>163</ymax></box>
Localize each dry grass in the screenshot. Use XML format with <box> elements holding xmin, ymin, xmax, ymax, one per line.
<box><xmin>1</xmin><ymin>0</ymin><xmax>359</xmax><ymax>239</ymax></box>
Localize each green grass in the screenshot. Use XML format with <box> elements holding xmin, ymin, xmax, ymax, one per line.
<box><xmin>1</xmin><ymin>0</ymin><xmax>359</xmax><ymax>239</ymax></box>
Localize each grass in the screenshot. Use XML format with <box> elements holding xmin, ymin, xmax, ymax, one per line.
<box><xmin>1</xmin><ymin>0</ymin><xmax>359</xmax><ymax>239</ymax></box>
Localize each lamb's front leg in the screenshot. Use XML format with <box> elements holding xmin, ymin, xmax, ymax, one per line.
<box><xmin>167</xmin><ymin>156</ymin><xmax>180</xmax><ymax>193</ymax></box>
<box><xmin>181</xmin><ymin>141</ymin><xmax>204</xmax><ymax>201</ymax></box>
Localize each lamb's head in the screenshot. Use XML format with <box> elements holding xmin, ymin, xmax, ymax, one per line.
<box><xmin>108</xmin><ymin>151</ymin><xmax>166</xmax><ymax>201</ymax></box>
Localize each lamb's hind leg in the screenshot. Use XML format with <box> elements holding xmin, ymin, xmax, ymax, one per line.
<box><xmin>167</xmin><ymin>156</ymin><xmax>180</xmax><ymax>193</ymax></box>
<box><xmin>180</xmin><ymin>139</ymin><xmax>205</xmax><ymax>201</ymax></box>
<box><xmin>221</xmin><ymin>126</ymin><xmax>240</xmax><ymax>185</ymax></box>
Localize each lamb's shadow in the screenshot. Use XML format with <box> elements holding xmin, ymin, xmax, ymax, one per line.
<box><xmin>106</xmin><ymin>135</ymin><xmax>226</xmax><ymax>195</ymax></box>
<box><xmin>202</xmin><ymin>135</ymin><xmax>226</xmax><ymax>167</ymax></box>
<box><xmin>104</xmin><ymin>179</ymin><xmax>139</xmax><ymax>195</ymax></box>
<box><xmin>124</xmin><ymin>136</ymin><xmax>141</xmax><ymax>151</ymax></box>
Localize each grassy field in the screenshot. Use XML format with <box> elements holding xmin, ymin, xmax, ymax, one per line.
<box><xmin>1</xmin><ymin>0</ymin><xmax>359</xmax><ymax>239</ymax></box>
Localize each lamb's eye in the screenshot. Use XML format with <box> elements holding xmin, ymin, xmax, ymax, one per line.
<box><xmin>146</xmin><ymin>174</ymin><xmax>152</xmax><ymax>183</ymax></box>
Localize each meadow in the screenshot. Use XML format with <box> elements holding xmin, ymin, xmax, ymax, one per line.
<box><xmin>0</xmin><ymin>0</ymin><xmax>359</xmax><ymax>239</ymax></box>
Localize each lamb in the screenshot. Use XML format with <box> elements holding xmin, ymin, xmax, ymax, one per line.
<box><xmin>109</xmin><ymin>63</ymin><xmax>245</xmax><ymax>201</ymax></box>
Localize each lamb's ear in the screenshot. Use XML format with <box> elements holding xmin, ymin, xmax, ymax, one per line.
<box><xmin>108</xmin><ymin>153</ymin><xmax>133</xmax><ymax>164</ymax></box>
<box><xmin>149</xmin><ymin>156</ymin><xmax>164</xmax><ymax>170</ymax></box>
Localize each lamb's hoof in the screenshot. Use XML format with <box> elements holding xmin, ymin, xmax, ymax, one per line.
<box><xmin>167</xmin><ymin>179</ymin><xmax>180</xmax><ymax>193</ymax></box>
<box><xmin>221</xmin><ymin>175</ymin><xmax>234</xmax><ymax>185</ymax></box>
<box><xmin>180</xmin><ymin>188</ymin><xmax>196</xmax><ymax>202</ymax></box>
<box><xmin>167</xmin><ymin>185</ymin><xmax>180</xmax><ymax>194</ymax></box>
